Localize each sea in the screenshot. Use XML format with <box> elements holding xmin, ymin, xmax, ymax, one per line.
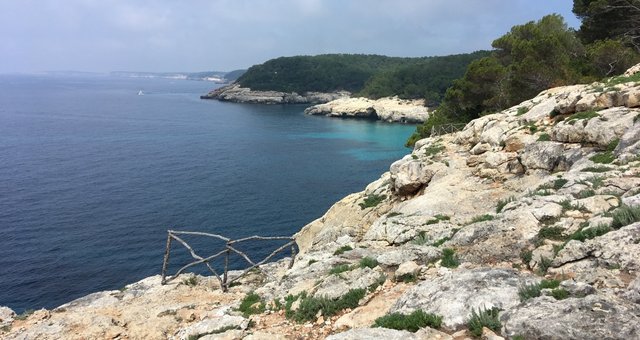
<box><xmin>0</xmin><ymin>74</ymin><xmax>416</xmax><ymax>313</ymax></box>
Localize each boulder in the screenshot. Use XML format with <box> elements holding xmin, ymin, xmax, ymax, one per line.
<box><xmin>395</xmin><ymin>261</ymin><xmax>421</xmax><ymax>281</ymax></box>
<box><xmin>390</xmin><ymin>158</ymin><xmax>436</xmax><ymax>196</ymax></box>
<box><xmin>175</xmin><ymin>315</ymin><xmax>248</xmax><ymax>340</ymax></box>
<box><xmin>0</xmin><ymin>306</ymin><xmax>15</xmax><ymax>328</ymax></box>
<box><xmin>520</xmin><ymin>142</ymin><xmax>565</xmax><ymax>172</ymax></box>
<box><xmin>501</xmin><ymin>295</ymin><xmax>640</xmax><ymax>340</ymax></box>
<box><xmin>391</xmin><ymin>268</ymin><xmax>534</xmax><ymax>330</ymax></box>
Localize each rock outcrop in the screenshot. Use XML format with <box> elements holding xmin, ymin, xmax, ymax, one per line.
<box><xmin>304</xmin><ymin>97</ymin><xmax>430</xmax><ymax>123</ymax></box>
<box><xmin>200</xmin><ymin>83</ymin><xmax>349</xmax><ymax>104</ymax></box>
<box><xmin>3</xmin><ymin>64</ymin><xmax>640</xmax><ymax>339</ymax></box>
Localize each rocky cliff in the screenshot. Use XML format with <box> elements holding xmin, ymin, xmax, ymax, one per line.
<box><xmin>200</xmin><ymin>83</ymin><xmax>350</xmax><ymax>104</ymax></box>
<box><xmin>3</xmin><ymin>65</ymin><xmax>640</xmax><ymax>340</ymax></box>
<box><xmin>304</xmin><ymin>97</ymin><xmax>430</xmax><ymax>123</ymax></box>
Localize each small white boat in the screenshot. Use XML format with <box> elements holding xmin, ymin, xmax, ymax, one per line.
<box><xmin>138</xmin><ymin>90</ymin><xmax>144</xmax><ymax>96</ymax></box>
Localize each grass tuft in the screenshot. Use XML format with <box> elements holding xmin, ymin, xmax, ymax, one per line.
<box><xmin>468</xmin><ymin>307</ymin><xmax>501</xmax><ymax>337</ymax></box>
<box><xmin>334</xmin><ymin>245</ymin><xmax>353</xmax><ymax>255</ymax></box>
<box><xmin>238</xmin><ymin>292</ymin><xmax>265</xmax><ymax>317</ymax></box>
<box><xmin>359</xmin><ymin>257</ymin><xmax>379</xmax><ymax>269</ymax></box>
<box><xmin>496</xmin><ymin>196</ymin><xmax>516</xmax><ymax>213</ymax></box>
<box><xmin>359</xmin><ymin>194</ymin><xmax>387</xmax><ymax>209</ymax></box>
<box><xmin>289</xmin><ymin>289</ymin><xmax>366</xmax><ymax>323</ymax></box>
<box><xmin>467</xmin><ymin>214</ymin><xmax>494</xmax><ymax>225</ymax></box>
<box><xmin>611</xmin><ymin>205</ymin><xmax>640</xmax><ymax>229</ymax></box>
<box><xmin>440</xmin><ymin>248</ymin><xmax>460</xmax><ymax>268</ymax></box>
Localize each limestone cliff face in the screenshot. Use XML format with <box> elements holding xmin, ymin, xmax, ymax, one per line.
<box><xmin>200</xmin><ymin>83</ymin><xmax>350</xmax><ymax>104</ymax></box>
<box><xmin>304</xmin><ymin>97</ymin><xmax>430</xmax><ymax>123</ymax></box>
<box><xmin>3</xmin><ymin>64</ymin><xmax>640</xmax><ymax>340</ymax></box>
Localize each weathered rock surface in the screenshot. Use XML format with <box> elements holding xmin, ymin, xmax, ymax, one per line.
<box><xmin>305</xmin><ymin>97</ymin><xmax>430</xmax><ymax>123</ymax></box>
<box><xmin>391</xmin><ymin>269</ymin><xmax>535</xmax><ymax>330</ymax></box>
<box><xmin>501</xmin><ymin>295</ymin><xmax>640</xmax><ymax>340</ymax></box>
<box><xmin>201</xmin><ymin>83</ymin><xmax>349</xmax><ymax>104</ymax></box>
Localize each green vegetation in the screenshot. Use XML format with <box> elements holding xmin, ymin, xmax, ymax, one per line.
<box><xmin>238</xmin><ymin>292</ymin><xmax>265</xmax><ymax>317</ymax></box>
<box><xmin>582</xmin><ymin>166</ymin><xmax>613</xmax><ymax>173</ymax></box>
<box><xmin>468</xmin><ymin>307</ymin><xmax>501</xmax><ymax>337</ymax></box>
<box><xmin>182</xmin><ymin>275</ymin><xmax>198</xmax><ymax>287</ymax></box>
<box><xmin>359</xmin><ymin>257</ymin><xmax>379</xmax><ymax>269</ymax></box>
<box><xmin>467</xmin><ymin>214</ymin><xmax>495</xmax><ymax>225</ymax></box>
<box><xmin>387</xmin><ymin>212</ymin><xmax>403</xmax><ymax>218</ymax></box>
<box><xmin>407</xmin><ymin>10</ymin><xmax>640</xmax><ymax>146</ymax></box>
<box><xmin>566</xmin><ymin>109</ymin><xmax>599</xmax><ymax>123</ymax></box>
<box><xmin>369</xmin><ymin>274</ymin><xmax>387</xmax><ymax>292</ymax></box>
<box><xmin>287</xmin><ymin>289</ymin><xmax>366</xmax><ymax>323</ymax></box>
<box><xmin>537</xmin><ymin>133</ymin><xmax>551</xmax><ymax>141</ymax></box>
<box><xmin>329</xmin><ymin>264</ymin><xmax>352</xmax><ymax>275</ymax></box>
<box><xmin>412</xmin><ymin>231</ymin><xmax>430</xmax><ymax>245</ymax></box>
<box><xmin>590</xmin><ymin>138</ymin><xmax>620</xmax><ymax>164</ymax></box>
<box><xmin>538</xmin><ymin>226</ymin><xmax>566</xmax><ymax>241</ymax></box>
<box><xmin>575</xmin><ymin>189</ymin><xmax>596</xmax><ymax>199</ymax></box>
<box><xmin>551</xmin><ymin>288</ymin><xmax>570</xmax><ymax>300</ymax></box>
<box><xmin>559</xmin><ymin>199</ymin><xmax>588</xmax><ymax>213</ymax></box>
<box><xmin>537</xmin><ymin>256</ymin><xmax>553</xmax><ymax>275</ymax></box>
<box><xmin>334</xmin><ymin>245</ymin><xmax>353</xmax><ymax>255</ymax></box>
<box><xmin>359</xmin><ymin>194</ymin><xmax>387</xmax><ymax>209</ymax></box>
<box><xmin>539</xmin><ymin>279</ymin><xmax>561</xmax><ymax>289</ymax></box>
<box><xmin>237</xmin><ymin>52</ymin><xmax>490</xmax><ymax>103</ymax></box>
<box><xmin>440</xmin><ymin>248</ymin><xmax>460</xmax><ymax>268</ymax></box>
<box><xmin>423</xmin><ymin>143</ymin><xmax>446</xmax><ymax>157</ymax></box>
<box><xmin>611</xmin><ymin>205</ymin><xmax>640</xmax><ymax>229</ymax></box>
<box><xmin>520</xmin><ymin>250</ymin><xmax>533</xmax><ymax>265</ymax></box>
<box><xmin>432</xmin><ymin>236</ymin><xmax>451</xmax><ymax>247</ymax></box>
<box><xmin>571</xmin><ymin>224</ymin><xmax>612</xmax><ymax>241</ymax></box>
<box><xmin>373</xmin><ymin>310</ymin><xmax>442</xmax><ymax>332</ymax></box>
<box><xmin>516</xmin><ymin>106</ymin><xmax>530</xmax><ymax>116</ymax></box>
<box><xmin>426</xmin><ymin>214</ymin><xmax>451</xmax><ymax>225</ymax></box>
<box><xmin>519</xmin><ymin>279</ymin><xmax>561</xmax><ymax>301</ymax></box>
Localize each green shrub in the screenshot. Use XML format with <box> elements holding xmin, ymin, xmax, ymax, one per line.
<box><xmin>537</xmin><ymin>256</ymin><xmax>553</xmax><ymax>275</ymax></box>
<box><xmin>566</xmin><ymin>109</ymin><xmax>599</xmax><ymax>122</ymax></box>
<box><xmin>359</xmin><ymin>257</ymin><xmax>379</xmax><ymax>269</ymax></box>
<box><xmin>516</xmin><ymin>106</ymin><xmax>529</xmax><ymax>116</ymax></box>
<box><xmin>334</xmin><ymin>245</ymin><xmax>353</xmax><ymax>255</ymax></box>
<box><xmin>611</xmin><ymin>205</ymin><xmax>640</xmax><ymax>229</ymax></box>
<box><xmin>551</xmin><ymin>288</ymin><xmax>569</xmax><ymax>300</ymax></box>
<box><xmin>537</xmin><ymin>226</ymin><xmax>566</xmax><ymax>241</ymax></box>
<box><xmin>518</xmin><ymin>283</ymin><xmax>541</xmax><ymax>301</ymax></box>
<box><xmin>387</xmin><ymin>212</ymin><xmax>402</xmax><ymax>217</ymax></box>
<box><xmin>329</xmin><ymin>264</ymin><xmax>352</xmax><ymax>275</ymax></box>
<box><xmin>496</xmin><ymin>196</ymin><xmax>516</xmax><ymax>213</ymax></box>
<box><xmin>432</xmin><ymin>237</ymin><xmax>451</xmax><ymax>247</ymax></box>
<box><xmin>520</xmin><ymin>250</ymin><xmax>533</xmax><ymax>265</ymax></box>
<box><xmin>369</xmin><ymin>274</ymin><xmax>387</xmax><ymax>292</ymax></box>
<box><xmin>575</xmin><ymin>189</ymin><xmax>596</xmax><ymax>199</ymax></box>
<box><xmin>182</xmin><ymin>275</ymin><xmax>198</xmax><ymax>287</ymax></box>
<box><xmin>605</xmin><ymin>72</ymin><xmax>640</xmax><ymax>86</ymax></box>
<box><xmin>412</xmin><ymin>231</ymin><xmax>430</xmax><ymax>245</ymax></box>
<box><xmin>425</xmin><ymin>214</ymin><xmax>451</xmax><ymax>225</ymax></box>
<box><xmin>238</xmin><ymin>292</ymin><xmax>265</xmax><ymax>317</ymax></box>
<box><xmin>582</xmin><ymin>166</ymin><xmax>613</xmax><ymax>173</ymax></box>
<box><xmin>537</xmin><ymin>133</ymin><xmax>551</xmax><ymax>141</ymax></box>
<box><xmin>423</xmin><ymin>143</ymin><xmax>446</xmax><ymax>157</ymax></box>
<box><xmin>539</xmin><ymin>279</ymin><xmax>560</xmax><ymax>289</ymax></box>
<box><xmin>440</xmin><ymin>248</ymin><xmax>460</xmax><ymax>268</ymax></box>
<box><xmin>468</xmin><ymin>214</ymin><xmax>494</xmax><ymax>225</ymax></box>
<box><xmin>399</xmin><ymin>273</ymin><xmax>418</xmax><ymax>283</ymax></box>
<box><xmin>590</xmin><ymin>152</ymin><xmax>615</xmax><ymax>164</ymax></box>
<box><xmin>290</xmin><ymin>289</ymin><xmax>366</xmax><ymax>322</ymax></box>
<box><xmin>374</xmin><ymin>310</ymin><xmax>442</xmax><ymax>332</ymax></box>
<box><xmin>552</xmin><ymin>178</ymin><xmax>568</xmax><ymax>190</ymax></box>
<box><xmin>570</xmin><ymin>224</ymin><xmax>611</xmax><ymax>241</ymax></box>
<box><xmin>468</xmin><ymin>307</ymin><xmax>501</xmax><ymax>337</ymax></box>
<box><xmin>359</xmin><ymin>194</ymin><xmax>387</xmax><ymax>209</ymax></box>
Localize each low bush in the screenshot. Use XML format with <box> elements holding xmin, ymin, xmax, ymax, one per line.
<box><xmin>467</xmin><ymin>214</ymin><xmax>494</xmax><ymax>225</ymax></box>
<box><xmin>359</xmin><ymin>194</ymin><xmax>387</xmax><ymax>209</ymax></box>
<box><xmin>359</xmin><ymin>257</ymin><xmax>379</xmax><ymax>269</ymax></box>
<box><xmin>468</xmin><ymin>307</ymin><xmax>501</xmax><ymax>337</ymax></box>
<box><xmin>537</xmin><ymin>226</ymin><xmax>566</xmax><ymax>241</ymax></box>
<box><xmin>374</xmin><ymin>310</ymin><xmax>442</xmax><ymax>332</ymax></box>
<box><xmin>334</xmin><ymin>245</ymin><xmax>353</xmax><ymax>255</ymax></box>
<box><xmin>238</xmin><ymin>292</ymin><xmax>265</xmax><ymax>317</ymax></box>
<box><xmin>518</xmin><ymin>283</ymin><xmax>541</xmax><ymax>301</ymax></box>
<box><xmin>440</xmin><ymin>248</ymin><xmax>460</xmax><ymax>268</ymax></box>
<box><xmin>496</xmin><ymin>196</ymin><xmax>516</xmax><ymax>213</ymax></box>
<box><xmin>551</xmin><ymin>288</ymin><xmax>569</xmax><ymax>300</ymax></box>
<box><xmin>290</xmin><ymin>289</ymin><xmax>366</xmax><ymax>322</ymax></box>
<box><xmin>537</xmin><ymin>133</ymin><xmax>551</xmax><ymax>141</ymax></box>
<box><xmin>329</xmin><ymin>264</ymin><xmax>352</xmax><ymax>275</ymax></box>
<box><xmin>611</xmin><ymin>205</ymin><xmax>640</xmax><ymax>229</ymax></box>
<box><xmin>570</xmin><ymin>224</ymin><xmax>611</xmax><ymax>241</ymax></box>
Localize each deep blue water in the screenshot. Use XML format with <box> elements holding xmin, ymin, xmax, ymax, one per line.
<box><xmin>0</xmin><ymin>75</ymin><xmax>415</xmax><ymax>313</ymax></box>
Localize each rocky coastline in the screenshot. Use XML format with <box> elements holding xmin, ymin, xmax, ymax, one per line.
<box><xmin>304</xmin><ymin>97</ymin><xmax>430</xmax><ymax>124</ymax></box>
<box><xmin>200</xmin><ymin>83</ymin><xmax>350</xmax><ymax>105</ymax></box>
<box><xmin>3</xmin><ymin>64</ymin><xmax>640</xmax><ymax>339</ymax></box>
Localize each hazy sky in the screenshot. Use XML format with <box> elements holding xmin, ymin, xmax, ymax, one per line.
<box><xmin>0</xmin><ymin>0</ymin><xmax>580</xmax><ymax>73</ymax></box>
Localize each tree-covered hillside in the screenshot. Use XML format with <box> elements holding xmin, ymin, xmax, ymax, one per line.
<box><xmin>236</xmin><ymin>53</ymin><xmax>488</xmax><ymax>102</ymax></box>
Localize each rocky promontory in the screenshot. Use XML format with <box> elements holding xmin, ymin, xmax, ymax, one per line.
<box><xmin>200</xmin><ymin>83</ymin><xmax>350</xmax><ymax>104</ymax></box>
<box><xmin>3</xmin><ymin>65</ymin><xmax>640</xmax><ymax>339</ymax></box>
<box><xmin>304</xmin><ymin>97</ymin><xmax>430</xmax><ymax>123</ymax></box>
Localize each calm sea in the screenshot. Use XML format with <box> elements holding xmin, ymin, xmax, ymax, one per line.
<box><xmin>0</xmin><ymin>75</ymin><xmax>415</xmax><ymax>313</ymax></box>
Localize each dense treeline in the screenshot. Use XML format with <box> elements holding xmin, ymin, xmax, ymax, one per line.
<box><xmin>358</xmin><ymin>51</ymin><xmax>491</xmax><ymax>105</ymax></box>
<box><xmin>236</xmin><ymin>53</ymin><xmax>487</xmax><ymax>100</ymax></box>
<box><xmin>406</xmin><ymin>4</ymin><xmax>640</xmax><ymax>147</ymax></box>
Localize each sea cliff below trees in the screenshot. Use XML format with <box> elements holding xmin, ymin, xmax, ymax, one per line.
<box><xmin>4</xmin><ymin>63</ymin><xmax>640</xmax><ymax>340</ymax></box>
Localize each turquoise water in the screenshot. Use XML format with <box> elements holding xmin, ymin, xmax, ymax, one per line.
<box><xmin>0</xmin><ymin>74</ymin><xmax>415</xmax><ymax>312</ymax></box>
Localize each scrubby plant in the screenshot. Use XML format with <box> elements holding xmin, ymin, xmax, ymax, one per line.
<box><xmin>518</xmin><ymin>283</ymin><xmax>541</xmax><ymax>301</ymax></box>
<box><xmin>468</xmin><ymin>307</ymin><xmax>501</xmax><ymax>337</ymax></box>
<box><xmin>582</xmin><ymin>166</ymin><xmax>613</xmax><ymax>173</ymax></box>
<box><xmin>238</xmin><ymin>292</ymin><xmax>265</xmax><ymax>317</ymax></box>
<box><xmin>575</xmin><ymin>189</ymin><xmax>596</xmax><ymax>199</ymax></box>
<box><xmin>537</xmin><ymin>226</ymin><xmax>566</xmax><ymax>241</ymax></box>
<box><xmin>537</xmin><ymin>256</ymin><xmax>553</xmax><ymax>275</ymax></box>
<box><xmin>359</xmin><ymin>194</ymin><xmax>387</xmax><ymax>209</ymax></box>
<box><xmin>566</xmin><ymin>109</ymin><xmax>599</xmax><ymax>123</ymax></box>
<box><xmin>182</xmin><ymin>275</ymin><xmax>198</xmax><ymax>287</ymax></box>
<box><xmin>590</xmin><ymin>152</ymin><xmax>616</xmax><ymax>164</ymax></box>
<box><xmin>334</xmin><ymin>245</ymin><xmax>353</xmax><ymax>255</ymax></box>
<box><xmin>399</xmin><ymin>273</ymin><xmax>418</xmax><ymax>283</ymax></box>
<box><xmin>423</xmin><ymin>143</ymin><xmax>445</xmax><ymax>157</ymax></box>
<box><xmin>516</xmin><ymin>106</ymin><xmax>529</xmax><ymax>116</ymax></box>
<box><xmin>467</xmin><ymin>214</ymin><xmax>494</xmax><ymax>225</ymax></box>
<box><xmin>537</xmin><ymin>133</ymin><xmax>551</xmax><ymax>141</ymax></box>
<box><xmin>539</xmin><ymin>279</ymin><xmax>560</xmax><ymax>289</ymax></box>
<box><xmin>611</xmin><ymin>205</ymin><xmax>640</xmax><ymax>229</ymax></box>
<box><xmin>329</xmin><ymin>264</ymin><xmax>352</xmax><ymax>275</ymax></box>
<box><xmin>496</xmin><ymin>196</ymin><xmax>516</xmax><ymax>213</ymax></box>
<box><xmin>551</xmin><ymin>288</ymin><xmax>570</xmax><ymax>300</ymax></box>
<box><xmin>373</xmin><ymin>310</ymin><xmax>442</xmax><ymax>332</ymax></box>
<box><xmin>359</xmin><ymin>257</ymin><xmax>379</xmax><ymax>269</ymax></box>
<box><xmin>432</xmin><ymin>236</ymin><xmax>451</xmax><ymax>247</ymax></box>
<box><xmin>369</xmin><ymin>274</ymin><xmax>387</xmax><ymax>292</ymax></box>
<box><xmin>387</xmin><ymin>212</ymin><xmax>402</xmax><ymax>217</ymax></box>
<box><xmin>440</xmin><ymin>248</ymin><xmax>460</xmax><ymax>268</ymax></box>
<box><xmin>552</xmin><ymin>178</ymin><xmax>568</xmax><ymax>190</ymax></box>
<box><xmin>290</xmin><ymin>289</ymin><xmax>366</xmax><ymax>323</ymax></box>
<box><xmin>412</xmin><ymin>231</ymin><xmax>430</xmax><ymax>245</ymax></box>
<box><xmin>570</xmin><ymin>224</ymin><xmax>611</xmax><ymax>242</ymax></box>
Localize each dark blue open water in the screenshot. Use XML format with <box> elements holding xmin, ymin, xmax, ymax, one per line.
<box><xmin>0</xmin><ymin>75</ymin><xmax>414</xmax><ymax>313</ymax></box>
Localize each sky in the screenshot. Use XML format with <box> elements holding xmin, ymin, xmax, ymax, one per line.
<box><xmin>0</xmin><ymin>0</ymin><xmax>581</xmax><ymax>73</ymax></box>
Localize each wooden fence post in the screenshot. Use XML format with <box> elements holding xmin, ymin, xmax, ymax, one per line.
<box><xmin>161</xmin><ymin>232</ymin><xmax>173</xmax><ymax>285</ymax></box>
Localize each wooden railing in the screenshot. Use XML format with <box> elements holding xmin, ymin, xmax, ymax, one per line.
<box><xmin>161</xmin><ymin>230</ymin><xmax>297</xmax><ymax>291</ymax></box>
<box><xmin>430</xmin><ymin>123</ymin><xmax>467</xmax><ymax>137</ymax></box>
